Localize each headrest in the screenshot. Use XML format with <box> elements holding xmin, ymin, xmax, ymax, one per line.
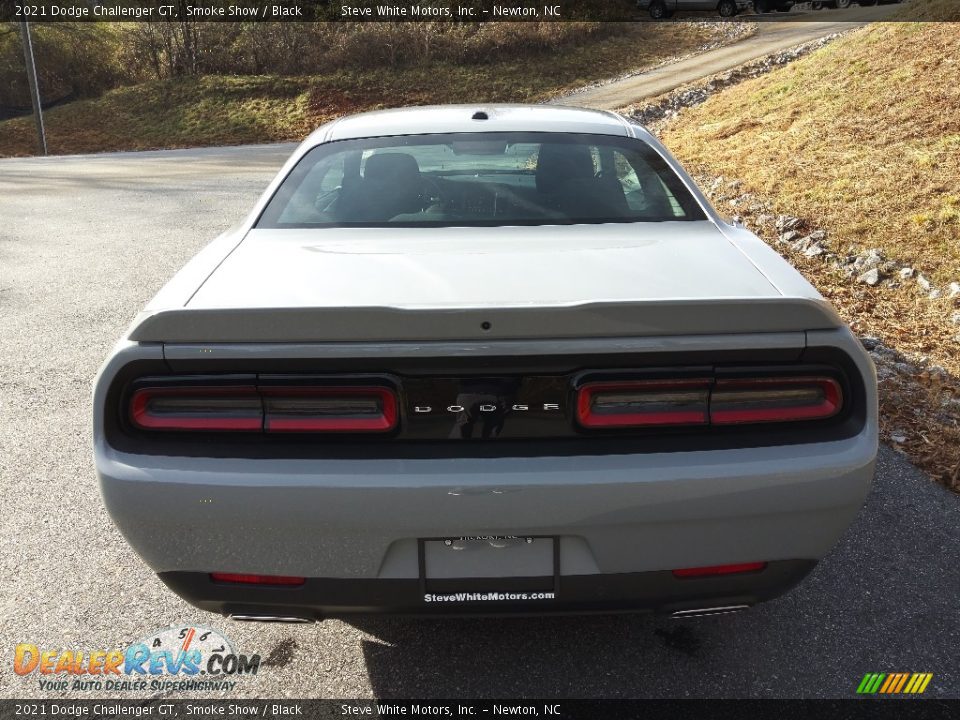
<box><xmin>536</xmin><ymin>144</ymin><xmax>595</xmax><ymax>194</ymax></box>
<box><xmin>364</xmin><ymin>152</ymin><xmax>421</xmax><ymax>184</ymax></box>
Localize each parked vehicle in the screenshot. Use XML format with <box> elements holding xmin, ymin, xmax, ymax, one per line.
<box><xmin>639</xmin><ymin>0</ymin><xmax>754</xmax><ymax>19</ymax></box>
<box><xmin>95</xmin><ymin>105</ymin><xmax>877</xmax><ymax>620</ymax></box>
<box><xmin>753</xmin><ymin>0</ymin><xmax>796</xmax><ymax>12</ymax></box>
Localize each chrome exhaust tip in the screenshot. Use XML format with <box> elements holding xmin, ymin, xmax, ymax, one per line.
<box><xmin>670</xmin><ymin>604</ymin><xmax>750</xmax><ymax>619</ymax></box>
<box><xmin>230</xmin><ymin>614</ymin><xmax>313</xmax><ymax>623</ymax></box>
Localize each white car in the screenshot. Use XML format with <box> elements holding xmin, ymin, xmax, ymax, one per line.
<box><xmin>95</xmin><ymin>105</ymin><xmax>876</xmax><ymax>621</ymax></box>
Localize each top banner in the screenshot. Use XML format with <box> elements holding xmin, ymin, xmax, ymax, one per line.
<box><xmin>1</xmin><ymin>0</ymin><xmax>956</xmax><ymax>23</ymax></box>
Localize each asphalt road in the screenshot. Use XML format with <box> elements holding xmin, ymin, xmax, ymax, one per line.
<box><xmin>560</xmin><ymin>2</ymin><xmax>904</xmax><ymax>109</ymax></box>
<box><xmin>1</xmin><ymin>145</ymin><xmax>958</xmax><ymax>699</ymax></box>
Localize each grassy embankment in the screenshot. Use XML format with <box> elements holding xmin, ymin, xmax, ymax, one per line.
<box><xmin>0</xmin><ymin>22</ymin><xmax>729</xmax><ymax>156</ymax></box>
<box><xmin>657</xmin><ymin>2</ymin><xmax>960</xmax><ymax>489</ymax></box>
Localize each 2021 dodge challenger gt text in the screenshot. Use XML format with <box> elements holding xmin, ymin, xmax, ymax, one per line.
<box><xmin>94</xmin><ymin>105</ymin><xmax>877</xmax><ymax>621</ymax></box>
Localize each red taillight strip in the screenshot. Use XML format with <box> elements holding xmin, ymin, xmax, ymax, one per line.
<box><xmin>130</xmin><ymin>386</ymin><xmax>262</xmax><ymax>432</ymax></box>
<box><xmin>709</xmin><ymin>376</ymin><xmax>842</xmax><ymax>425</ymax></box>
<box><xmin>577</xmin><ymin>379</ymin><xmax>711</xmax><ymax>428</ymax></box>
<box><xmin>210</xmin><ymin>573</ymin><xmax>305</xmax><ymax>587</ymax></box>
<box><xmin>672</xmin><ymin>562</ymin><xmax>767</xmax><ymax>578</ymax></box>
<box><xmin>129</xmin><ymin>384</ymin><xmax>397</xmax><ymax>434</ymax></box>
<box><xmin>576</xmin><ymin>375</ymin><xmax>843</xmax><ymax>429</ymax></box>
<box><xmin>262</xmin><ymin>386</ymin><xmax>397</xmax><ymax>433</ymax></box>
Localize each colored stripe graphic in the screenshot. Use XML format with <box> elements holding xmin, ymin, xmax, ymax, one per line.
<box><xmin>857</xmin><ymin>673</ymin><xmax>932</xmax><ymax>695</ymax></box>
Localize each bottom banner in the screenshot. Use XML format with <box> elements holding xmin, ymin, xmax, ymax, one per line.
<box><xmin>0</xmin><ymin>700</ymin><xmax>957</xmax><ymax>720</ymax></box>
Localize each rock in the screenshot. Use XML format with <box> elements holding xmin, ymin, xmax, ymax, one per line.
<box><xmin>779</xmin><ymin>230</ymin><xmax>800</xmax><ymax>244</ymax></box>
<box><xmin>916</xmin><ymin>274</ymin><xmax>932</xmax><ymax>292</ymax></box>
<box><xmin>928</xmin><ymin>288</ymin><xmax>942</xmax><ymax>300</ymax></box>
<box><xmin>899</xmin><ymin>267</ymin><xmax>915</xmax><ymax>279</ymax></box>
<box><xmin>755</xmin><ymin>214</ymin><xmax>775</xmax><ymax>227</ymax></box>
<box><xmin>808</xmin><ymin>229</ymin><xmax>827</xmax><ymax>242</ymax></box>
<box><xmin>951</xmin><ymin>312</ymin><xmax>960</xmax><ymax>326</ymax></box>
<box><xmin>855</xmin><ymin>249</ymin><xmax>884</xmax><ymax>271</ymax></box>
<box><xmin>775</xmin><ymin>215</ymin><xmax>801</xmax><ymax>232</ymax></box>
<box><xmin>858</xmin><ymin>268</ymin><xmax>880</xmax><ymax>286</ymax></box>
<box><xmin>860</xmin><ymin>336</ymin><xmax>882</xmax><ymax>351</ymax></box>
<box><xmin>890</xmin><ymin>433</ymin><xmax>907</xmax><ymax>444</ymax></box>
<box><xmin>803</xmin><ymin>242</ymin><xmax>825</xmax><ymax>258</ymax></box>
<box><xmin>948</xmin><ymin>282</ymin><xmax>960</xmax><ymax>298</ymax></box>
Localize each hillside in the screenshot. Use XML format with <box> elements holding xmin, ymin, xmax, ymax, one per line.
<box><xmin>0</xmin><ymin>22</ymin><xmax>734</xmax><ymax>156</ymax></box>
<box><xmin>659</xmin><ymin>4</ymin><xmax>960</xmax><ymax>489</ymax></box>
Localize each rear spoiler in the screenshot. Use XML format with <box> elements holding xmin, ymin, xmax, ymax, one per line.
<box><xmin>128</xmin><ymin>298</ymin><xmax>842</xmax><ymax>344</ymax></box>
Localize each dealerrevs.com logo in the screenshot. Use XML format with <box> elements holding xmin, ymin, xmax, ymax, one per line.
<box><xmin>14</xmin><ymin>625</ymin><xmax>261</xmax><ymax>692</ymax></box>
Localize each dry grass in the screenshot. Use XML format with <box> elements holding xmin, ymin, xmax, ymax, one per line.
<box><xmin>659</xmin><ymin>7</ymin><xmax>960</xmax><ymax>489</ymax></box>
<box><xmin>0</xmin><ymin>22</ymin><xmax>724</xmax><ymax>156</ymax></box>
<box><xmin>662</xmin><ymin>21</ymin><xmax>960</xmax><ymax>287</ymax></box>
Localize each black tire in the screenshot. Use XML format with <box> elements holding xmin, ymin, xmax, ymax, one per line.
<box><xmin>718</xmin><ymin>0</ymin><xmax>738</xmax><ymax>16</ymax></box>
<box><xmin>834</xmin><ymin>0</ymin><xmax>852</xmax><ymax>7</ymax></box>
<box><xmin>812</xmin><ymin>1</ymin><xmax>824</xmax><ymax>9</ymax></box>
<box><xmin>649</xmin><ymin>1</ymin><xmax>667</xmax><ymax>19</ymax></box>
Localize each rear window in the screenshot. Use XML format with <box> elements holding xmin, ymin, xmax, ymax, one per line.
<box><xmin>256</xmin><ymin>132</ymin><xmax>706</xmax><ymax>228</ymax></box>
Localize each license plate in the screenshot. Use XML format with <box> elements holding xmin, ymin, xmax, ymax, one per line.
<box><xmin>422</xmin><ymin>536</ymin><xmax>555</xmax><ymax>579</ymax></box>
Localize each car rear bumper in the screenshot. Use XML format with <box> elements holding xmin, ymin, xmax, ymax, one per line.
<box><xmin>97</xmin><ymin>430</ymin><xmax>875</xmax><ymax>616</ymax></box>
<box><xmin>159</xmin><ymin>560</ymin><xmax>817</xmax><ymax>619</ymax></box>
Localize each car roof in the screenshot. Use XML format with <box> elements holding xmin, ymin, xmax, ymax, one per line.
<box><xmin>305</xmin><ymin>104</ymin><xmax>644</xmax><ymax>146</ymax></box>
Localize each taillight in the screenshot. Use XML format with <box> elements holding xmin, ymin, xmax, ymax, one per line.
<box><xmin>210</xmin><ymin>573</ymin><xmax>305</xmax><ymax>587</ymax></box>
<box><xmin>672</xmin><ymin>562</ymin><xmax>767</xmax><ymax>578</ymax></box>
<box><xmin>577</xmin><ymin>379</ymin><xmax>710</xmax><ymax>428</ymax></box>
<box><xmin>262</xmin><ymin>386</ymin><xmax>397</xmax><ymax>433</ymax></box>
<box><xmin>130</xmin><ymin>386</ymin><xmax>262</xmax><ymax>432</ymax></box>
<box><xmin>576</xmin><ymin>375</ymin><xmax>843</xmax><ymax>429</ymax></box>
<box><xmin>129</xmin><ymin>384</ymin><xmax>397</xmax><ymax>434</ymax></box>
<box><xmin>710</xmin><ymin>377</ymin><xmax>841</xmax><ymax>425</ymax></box>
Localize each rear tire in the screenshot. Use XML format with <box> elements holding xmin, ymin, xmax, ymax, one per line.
<box><xmin>718</xmin><ymin>0</ymin><xmax>738</xmax><ymax>16</ymax></box>
<box><xmin>833</xmin><ymin>0</ymin><xmax>852</xmax><ymax>7</ymax></box>
<box><xmin>649</xmin><ymin>1</ymin><xmax>668</xmax><ymax>19</ymax></box>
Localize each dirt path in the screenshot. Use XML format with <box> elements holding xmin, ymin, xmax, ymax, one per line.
<box><xmin>559</xmin><ymin>3</ymin><xmax>901</xmax><ymax>110</ymax></box>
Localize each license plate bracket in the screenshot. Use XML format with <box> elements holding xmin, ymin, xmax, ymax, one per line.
<box><xmin>417</xmin><ymin>536</ymin><xmax>560</xmax><ymax>597</ymax></box>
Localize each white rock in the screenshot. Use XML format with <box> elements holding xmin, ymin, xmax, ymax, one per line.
<box><xmin>951</xmin><ymin>312</ymin><xmax>960</xmax><ymax>326</ymax></box>
<box><xmin>890</xmin><ymin>433</ymin><xmax>907</xmax><ymax>444</ymax></box>
<box><xmin>917</xmin><ymin>274</ymin><xmax>932</xmax><ymax>292</ymax></box>
<box><xmin>858</xmin><ymin>268</ymin><xmax>880</xmax><ymax>286</ymax></box>
<box><xmin>775</xmin><ymin>215</ymin><xmax>801</xmax><ymax>232</ymax></box>
<box><xmin>929</xmin><ymin>288</ymin><xmax>942</xmax><ymax>300</ymax></box>
<box><xmin>803</xmin><ymin>243</ymin><xmax>825</xmax><ymax>258</ymax></box>
<box><xmin>899</xmin><ymin>267</ymin><xmax>915</xmax><ymax>279</ymax></box>
<box><xmin>948</xmin><ymin>282</ymin><xmax>960</xmax><ymax>298</ymax></box>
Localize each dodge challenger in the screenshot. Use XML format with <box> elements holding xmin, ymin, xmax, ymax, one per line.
<box><xmin>94</xmin><ymin>105</ymin><xmax>877</xmax><ymax>621</ymax></box>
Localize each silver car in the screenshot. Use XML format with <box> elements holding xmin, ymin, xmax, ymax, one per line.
<box><xmin>95</xmin><ymin>105</ymin><xmax>876</xmax><ymax>621</ymax></box>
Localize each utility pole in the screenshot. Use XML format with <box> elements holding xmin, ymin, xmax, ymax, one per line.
<box><xmin>19</xmin><ymin>21</ymin><xmax>47</xmax><ymax>156</ymax></box>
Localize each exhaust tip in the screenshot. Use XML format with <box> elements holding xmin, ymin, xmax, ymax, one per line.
<box><xmin>670</xmin><ymin>604</ymin><xmax>750</xmax><ymax>619</ymax></box>
<box><xmin>230</xmin><ymin>614</ymin><xmax>313</xmax><ymax>624</ymax></box>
